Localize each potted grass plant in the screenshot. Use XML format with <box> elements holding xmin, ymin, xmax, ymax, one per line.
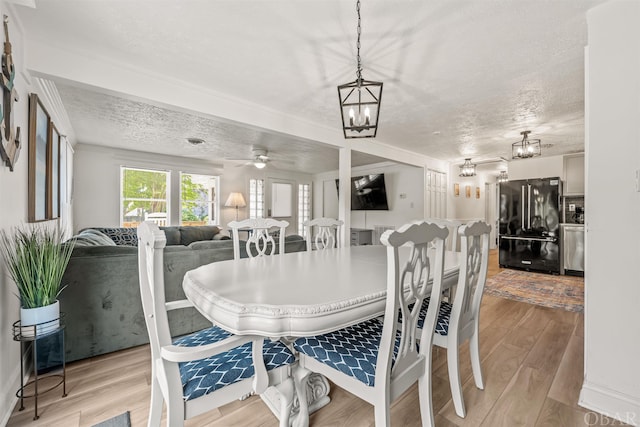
<box><xmin>0</xmin><ymin>224</ymin><xmax>74</xmax><ymax>337</ymax></box>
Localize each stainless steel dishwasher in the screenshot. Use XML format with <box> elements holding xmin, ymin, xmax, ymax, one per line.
<box><xmin>561</xmin><ymin>224</ymin><xmax>585</xmax><ymax>275</ymax></box>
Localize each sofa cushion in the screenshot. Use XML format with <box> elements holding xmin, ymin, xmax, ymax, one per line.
<box><xmin>160</xmin><ymin>226</ymin><xmax>181</xmax><ymax>246</ymax></box>
<box><xmin>70</xmin><ymin>245</ymin><xmax>138</xmax><ymax>257</ymax></box>
<box><xmin>179</xmin><ymin>226</ymin><xmax>221</xmax><ymax>246</ymax></box>
<box><xmin>188</xmin><ymin>240</ymin><xmax>235</xmax><ymax>250</ymax></box>
<box><xmin>69</xmin><ymin>229</ymin><xmax>116</xmax><ymax>247</ymax></box>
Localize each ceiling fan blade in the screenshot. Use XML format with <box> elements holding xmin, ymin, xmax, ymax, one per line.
<box><xmin>233</xmin><ymin>161</ymin><xmax>254</xmax><ymax>167</ymax></box>
<box><xmin>225</xmin><ymin>157</ymin><xmax>254</xmax><ymax>161</ymax></box>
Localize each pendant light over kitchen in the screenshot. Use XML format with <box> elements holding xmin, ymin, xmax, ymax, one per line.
<box><xmin>512</xmin><ymin>130</ymin><xmax>542</xmax><ymax>159</ymax></box>
<box><xmin>337</xmin><ymin>0</ymin><xmax>383</xmax><ymax>138</ymax></box>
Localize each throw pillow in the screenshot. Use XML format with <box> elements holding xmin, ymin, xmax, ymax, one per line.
<box><xmin>159</xmin><ymin>226</ymin><xmax>181</xmax><ymax>246</ymax></box>
<box><xmin>68</xmin><ymin>229</ymin><xmax>117</xmax><ymax>247</ymax></box>
<box><xmin>179</xmin><ymin>226</ymin><xmax>221</xmax><ymax>246</ymax></box>
<box><xmin>93</xmin><ymin>228</ymin><xmax>138</xmax><ymax>246</ymax></box>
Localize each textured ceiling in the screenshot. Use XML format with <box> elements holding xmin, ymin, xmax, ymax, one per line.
<box><xmin>13</xmin><ymin>0</ymin><xmax>603</xmax><ymax>172</ymax></box>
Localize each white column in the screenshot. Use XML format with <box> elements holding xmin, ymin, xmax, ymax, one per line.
<box><xmin>338</xmin><ymin>147</ymin><xmax>351</xmax><ymax>247</ymax></box>
<box><xmin>580</xmin><ymin>1</ymin><xmax>640</xmax><ymax>424</ymax></box>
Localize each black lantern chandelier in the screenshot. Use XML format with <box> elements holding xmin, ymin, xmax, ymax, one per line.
<box><xmin>512</xmin><ymin>130</ymin><xmax>542</xmax><ymax>159</ymax></box>
<box><xmin>459</xmin><ymin>158</ymin><xmax>477</xmax><ymax>177</ymax></box>
<box><xmin>337</xmin><ymin>0</ymin><xmax>383</xmax><ymax>139</ymax></box>
<box><xmin>497</xmin><ymin>170</ymin><xmax>509</xmax><ymax>183</ymax></box>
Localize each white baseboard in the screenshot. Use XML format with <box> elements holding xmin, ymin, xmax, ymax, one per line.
<box><xmin>579</xmin><ymin>381</ymin><xmax>640</xmax><ymax>426</ymax></box>
<box><xmin>0</xmin><ymin>346</ymin><xmax>33</xmax><ymax>427</ymax></box>
<box><xmin>0</xmin><ymin>364</ymin><xmax>22</xmax><ymax>427</ymax></box>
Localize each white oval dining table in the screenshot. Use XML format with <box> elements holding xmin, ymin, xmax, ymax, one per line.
<box><xmin>183</xmin><ymin>245</ymin><xmax>461</xmax><ymax>337</ymax></box>
<box><xmin>182</xmin><ymin>244</ymin><xmax>461</xmax><ymax>426</ymax></box>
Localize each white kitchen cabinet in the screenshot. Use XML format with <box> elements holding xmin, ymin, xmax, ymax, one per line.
<box><xmin>563</xmin><ymin>153</ymin><xmax>585</xmax><ymax>195</ymax></box>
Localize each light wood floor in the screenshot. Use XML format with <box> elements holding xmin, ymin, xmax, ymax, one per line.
<box><xmin>7</xmin><ymin>250</ymin><xmax>622</xmax><ymax>426</ymax></box>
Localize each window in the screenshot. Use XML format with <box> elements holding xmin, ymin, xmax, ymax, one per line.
<box><xmin>121</xmin><ymin>167</ymin><xmax>169</xmax><ymax>227</ymax></box>
<box><xmin>180</xmin><ymin>173</ymin><xmax>220</xmax><ymax>226</ymax></box>
<box><xmin>249</xmin><ymin>178</ymin><xmax>264</xmax><ymax>219</ymax></box>
<box><xmin>298</xmin><ymin>183</ymin><xmax>311</xmax><ymax>236</ymax></box>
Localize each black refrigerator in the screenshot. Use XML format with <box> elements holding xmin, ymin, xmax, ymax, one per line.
<box><xmin>499</xmin><ymin>177</ymin><xmax>562</xmax><ymax>274</ymax></box>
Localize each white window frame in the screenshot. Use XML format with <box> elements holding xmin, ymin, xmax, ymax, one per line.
<box><xmin>249</xmin><ymin>178</ymin><xmax>265</xmax><ymax>219</ymax></box>
<box><xmin>298</xmin><ymin>183</ymin><xmax>311</xmax><ymax>236</ymax></box>
<box><xmin>120</xmin><ymin>166</ymin><xmax>170</xmax><ymax>227</ymax></box>
<box><xmin>179</xmin><ymin>172</ymin><xmax>220</xmax><ymax>226</ymax></box>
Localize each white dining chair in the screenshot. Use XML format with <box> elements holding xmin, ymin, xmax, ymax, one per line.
<box><xmin>424</xmin><ymin>218</ymin><xmax>464</xmax><ymax>252</ymax></box>
<box><xmin>294</xmin><ymin>221</ymin><xmax>449</xmax><ymax>426</ymax></box>
<box><xmin>137</xmin><ymin>221</ymin><xmax>295</xmax><ymax>427</ymax></box>
<box><xmin>302</xmin><ymin>217</ymin><xmax>343</xmax><ymax>251</ymax></box>
<box><xmin>416</xmin><ymin>220</ymin><xmax>491</xmax><ymax>418</ymax></box>
<box><xmin>228</xmin><ymin>218</ymin><xmax>289</xmax><ymax>260</ymax></box>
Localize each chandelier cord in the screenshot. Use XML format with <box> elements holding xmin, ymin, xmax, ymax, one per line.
<box><xmin>356</xmin><ymin>0</ymin><xmax>362</xmax><ymax>84</ymax></box>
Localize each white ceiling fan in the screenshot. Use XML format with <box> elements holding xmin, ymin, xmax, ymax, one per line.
<box><xmin>227</xmin><ymin>147</ymin><xmax>275</xmax><ymax>169</ymax></box>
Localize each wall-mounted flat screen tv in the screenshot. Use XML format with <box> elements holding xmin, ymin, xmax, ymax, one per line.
<box><xmin>335</xmin><ymin>174</ymin><xmax>389</xmax><ymax>210</ymax></box>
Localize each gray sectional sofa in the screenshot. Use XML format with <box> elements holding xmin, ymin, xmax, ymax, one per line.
<box><xmin>58</xmin><ymin>225</ymin><xmax>307</xmax><ymax>363</ymax></box>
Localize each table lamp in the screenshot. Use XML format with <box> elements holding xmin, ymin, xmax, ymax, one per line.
<box><xmin>225</xmin><ymin>192</ymin><xmax>246</xmax><ymax>221</ymax></box>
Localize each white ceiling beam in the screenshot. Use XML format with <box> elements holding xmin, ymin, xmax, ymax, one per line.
<box><xmin>24</xmin><ymin>39</ymin><xmax>436</xmax><ymax>168</ymax></box>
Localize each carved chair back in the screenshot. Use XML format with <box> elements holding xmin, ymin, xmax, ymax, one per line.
<box><xmin>137</xmin><ymin>221</ymin><xmax>295</xmax><ymax>426</ymax></box>
<box><xmin>303</xmin><ymin>217</ymin><xmax>343</xmax><ymax>251</ymax></box>
<box><xmin>228</xmin><ymin>218</ymin><xmax>289</xmax><ymax>260</ymax></box>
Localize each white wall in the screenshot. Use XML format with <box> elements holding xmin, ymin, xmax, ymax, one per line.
<box><xmin>448</xmin><ymin>164</ymin><xmax>496</xmax><ymax>222</ymax></box>
<box><xmin>0</xmin><ymin>4</ymin><xmax>75</xmax><ymax>424</ymax></box>
<box><xmin>579</xmin><ymin>1</ymin><xmax>640</xmax><ymax>425</ymax></box>
<box><xmin>73</xmin><ymin>143</ymin><xmax>313</xmax><ymax>235</ymax></box>
<box><xmin>218</xmin><ymin>161</ymin><xmax>313</xmax><ymax>236</ymax></box>
<box><xmin>73</xmin><ymin>144</ymin><xmax>224</xmax><ymax>232</ymax></box>
<box><xmin>313</xmin><ymin>162</ymin><xmax>425</xmax><ymax>232</ymax></box>
<box><xmin>0</xmin><ymin>6</ymin><xmax>28</xmax><ymax>424</ymax></box>
<box><xmin>508</xmin><ymin>154</ymin><xmax>564</xmax><ymax>181</ymax></box>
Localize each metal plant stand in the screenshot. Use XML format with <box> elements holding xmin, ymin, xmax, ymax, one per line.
<box><xmin>12</xmin><ymin>314</ymin><xmax>67</xmax><ymax>420</ymax></box>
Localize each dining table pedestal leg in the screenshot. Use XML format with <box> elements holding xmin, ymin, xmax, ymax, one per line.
<box><xmin>261</xmin><ymin>366</ymin><xmax>330</xmax><ymax>427</ymax></box>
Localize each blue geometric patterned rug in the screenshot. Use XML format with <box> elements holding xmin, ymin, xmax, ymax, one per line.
<box><xmin>92</xmin><ymin>411</ymin><xmax>131</xmax><ymax>427</ymax></box>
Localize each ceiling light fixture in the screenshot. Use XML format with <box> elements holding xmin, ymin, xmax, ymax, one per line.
<box><xmin>459</xmin><ymin>158</ymin><xmax>477</xmax><ymax>177</ymax></box>
<box><xmin>253</xmin><ymin>158</ymin><xmax>267</xmax><ymax>169</ymax></box>
<box><xmin>337</xmin><ymin>0</ymin><xmax>382</xmax><ymax>139</ymax></box>
<box><xmin>187</xmin><ymin>137</ymin><xmax>204</xmax><ymax>145</ymax></box>
<box><xmin>497</xmin><ymin>170</ymin><xmax>509</xmax><ymax>183</ymax></box>
<box><xmin>512</xmin><ymin>130</ymin><xmax>541</xmax><ymax>159</ymax></box>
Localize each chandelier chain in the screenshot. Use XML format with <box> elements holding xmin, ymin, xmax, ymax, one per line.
<box><xmin>356</xmin><ymin>0</ymin><xmax>362</xmax><ymax>83</ymax></box>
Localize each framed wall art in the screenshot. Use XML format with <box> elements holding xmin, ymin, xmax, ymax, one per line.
<box><xmin>28</xmin><ymin>93</ymin><xmax>50</xmax><ymax>222</ymax></box>
<box><xmin>49</xmin><ymin>124</ymin><xmax>61</xmax><ymax>219</ymax></box>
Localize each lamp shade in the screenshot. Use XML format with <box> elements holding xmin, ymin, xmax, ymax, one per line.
<box><xmin>224</xmin><ymin>192</ymin><xmax>246</xmax><ymax>208</ymax></box>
